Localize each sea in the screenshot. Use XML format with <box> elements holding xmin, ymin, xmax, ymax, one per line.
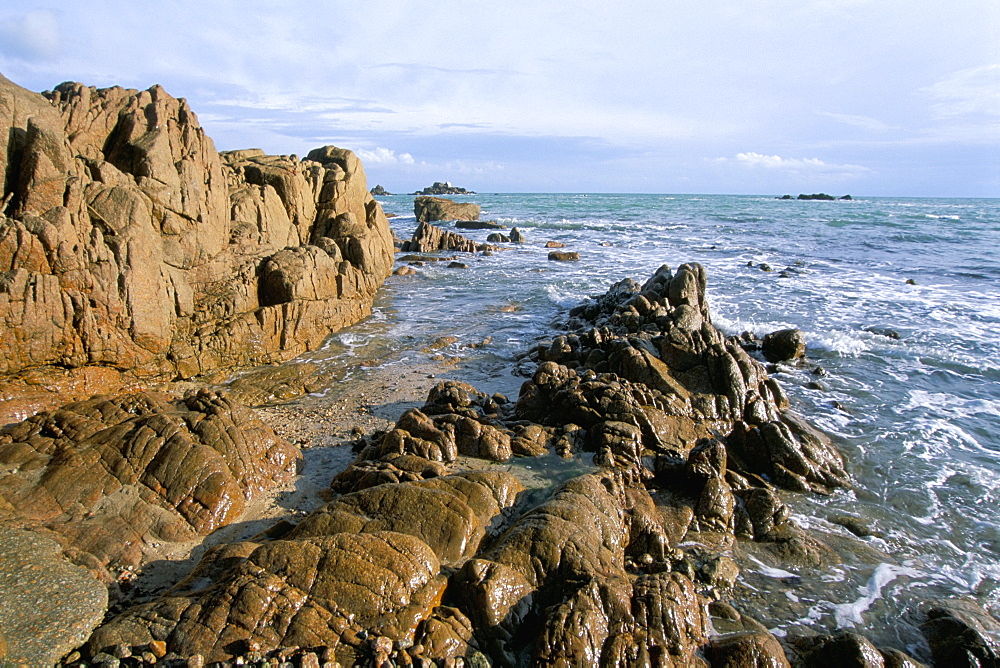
<box><xmin>305</xmin><ymin>193</ymin><xmax>1000</xmax><ymax>656</ymax></box>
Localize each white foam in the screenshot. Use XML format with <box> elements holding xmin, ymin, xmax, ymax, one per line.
<box><xmin>832</xmin><ymin>563</ymin><xmax>922</xmax><ymax>627</ymax></box>
<box><xmin>904</xmin><ymin>391</ymin><xmax>1000</xmax><ymax>418</ymax></box>
<box><xmin>747</xmin><ymin>554</ymin><xmax>799</xmax><ymax>579</ymax></box>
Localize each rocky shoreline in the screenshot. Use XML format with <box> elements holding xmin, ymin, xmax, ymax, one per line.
<box><xmin>2</xmin><ymin>74</ymin><xmax>999</xmax><ymax>667</ymax></box>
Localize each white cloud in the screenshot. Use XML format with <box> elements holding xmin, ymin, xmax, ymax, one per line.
<box><xmin>0</xmin><ymin>9</ymin><xmax>60</xmax><ymax>60</ymax></box>
<box><xmin>354</xmin><ymin>147</ymin><xmax>415</xmax><ymax>165</ymax></box>
<box><xmin>923</xmin><ymin>64</ymin><xmax>1000</xmax><ymax>118</ymax></box>
<box><xmin>711</xmin><ymin>153</ymin><xmax>872</xmax><ymax>182</ymax></box>
<box><xmin>733</xmin><ymin>152</ymin><xmax>869</xmax><ymax>174</ymax></box>
<box><xmin>818</xmin><ymin>111</ymin><xmax>898</xmax><ymax>132</ymax></box>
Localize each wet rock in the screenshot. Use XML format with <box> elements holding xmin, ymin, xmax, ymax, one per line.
<box><xmin>331</xmin><ymin>453</ymin><xmax>449</xmax><ymax>493</ymax></box>
<box><xmin>548</xmin><ymin>250</ymin><xmax>580</xmax><ymax>261</ymax></box>
<box><xmin>921</xmin><ymin>597</ymin><xmax>1000</xmax><ymax>668</ymax></box>
<box><xmin>545</xmin><ymin>240</ymin><xmax>566</xmax><ymax>248</ymax></box>
<box><xmin>532</xmin><ymin>576</ymin><xmax>633</xmax><ymax>665</ymax></box>
<box><xmin>510</xmin><ymin>424</ymin><xmax>552</xmax><ymax>456</ymax></box>
<box><xmin>87</xmin><ymin>531</ymin><xmax>447</xmax><ymax>665</ymax></box>
<box><xmin>414</xmin><ymin>606</ymin><xmax>479</xmax><ymax>661</ymax></box>
<box><xmin>706</xmin><ymin>630</ymin><xmax>791</xmax><ymax>667</ymax></box>
<box><xmin>788</xmin><ymin>630</ymin><xmax>904</xmax><ymax>667</ymax></box>
<box><xmin>291</xmin><ymin>471</ymin><xmax>524</xmax><ymax>565</ymax></box>
<box><xmin>455</xmin><ymin>220</ymin><xmax>504</xmax><ymax>229</ymax></box>
<box><xmin>401</xmin><ymin>221</ymin><xmax>495</xmax><ymax>253</ymax></box>
<box><xmin>436</xmin><ymin>414</ymin><xmax>513</xmax><ymax>461</ymax></box>
<box><xmin>413</xmin><ymin>196</ymin><xmax>480</xmax><ymax>223</ymax></box>
<box><xmin>510</xmin><ymin>227</ymin><xmax>526</xmax><ymax>243</ymax></box>
<box><xmin>0</xmin><ymin>390</ymin><xmax>299</xmax><ymax>578</ymax></box>
<box><xmin>727</xmin><ymin>416</ymin><xmax>849</xmax><ymax>495</ymax></box>
<box><xmin>364</xmin><ymin>408</ymin><xmax>458</xmax><ymax>463</ymax></box>
<box><xmin>762</xmin><ymin>328</ymin><xmax>807</xmax><ymax>363</ymax></box>
<box><xmin>487</xmin><ymin>232</ymin><xmax>510</xmax><ymax>242</ymax></box>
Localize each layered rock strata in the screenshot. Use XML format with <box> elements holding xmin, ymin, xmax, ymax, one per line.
<box><xmin>0</xmin><ymin>75</ymin><xmax>394</xmax><ymax>421</ymax></box>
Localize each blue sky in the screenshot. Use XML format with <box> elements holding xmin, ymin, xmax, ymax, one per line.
<box><xmin>1</xmin><ymin>1</ymin><xmax>998</xmax><ymax>196</ymax></box>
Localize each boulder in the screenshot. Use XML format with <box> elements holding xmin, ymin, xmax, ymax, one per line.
<box><xmin>762</xmin><ymin>328</ymin><xmax>807</xmax><ymax>363</ymax></box>
<box><xmin>0</xmin><ymin>74</ymin><xmax>395</xmax><ymax>420</ymax></box>
<box><xmin>706</xmin><ymin>630</ymin><xmax>791</xmax><ymax>667</ymax></box>
<box><xmin>921</xmin><ymin>598</ymin><xmax>1000</xmax><ymax>667</ymax></box>
<box><xmin>413</xmin><ymin>196</ymin><xmax>480</xmax><ymax>223</ymax></box>
<box><xmin>548</xmin><ymin>251</ymin><xmax>580</xmax><ymax>261</ymax></box>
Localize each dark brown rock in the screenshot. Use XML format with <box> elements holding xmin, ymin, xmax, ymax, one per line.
<box><xmin>706</xmin><ymin>630</ymin><xmax>791</xmax><ymax>667</ymax></box>
<box><xmin>762</xmin><ymin>328</ymin><xmax>807</xmax><ymax>363</ymax></box>
<box><xmin>548</xmin><ymin>250</ymin><xmax>580</xmax><ymax>261</ymax></box>
<box><xmin>788</xmin><ymin>631</ymin><xmax>896</xmax><ymax>667</ymax></box>
<box><xmin>921</xmin><ymin>598</ymin><xmax>1000</xmax><ymax>668</ymax></box>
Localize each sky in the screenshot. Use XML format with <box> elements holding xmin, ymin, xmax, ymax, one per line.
<box><xmin>0</xmin><ymin>1</ymin><xmax>998</xmax><ymax>196</ymax></box>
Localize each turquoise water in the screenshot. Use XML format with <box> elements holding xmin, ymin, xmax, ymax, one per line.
<box><xmin>328</xmin><ymin>193</ymin><xmax>1000</xmax><ymax>654</ymax></box>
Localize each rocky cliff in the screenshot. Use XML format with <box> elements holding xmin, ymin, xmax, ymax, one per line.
<box><xmin>0</xmin><ymin>75</ymin><xmax>394</xmax><ymax>421</ymax></box>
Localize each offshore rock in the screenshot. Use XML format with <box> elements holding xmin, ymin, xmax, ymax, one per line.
<box><xmin>530</xmin><ymin>262</ymin><xmax>848</xmax><ymax>495</ymax></box>
<box><xmin>413</xmin><ymin>181</ymin><xmax>474</xmax><ymax>195</ymax></box>
<box><xmin>413</xmin><ymin>195</ymin><xmax>481</xmax><ymax>223</ymax></box>
<box><xmin>401</xmin><ymin>220</ymin><xmax>496</xmax><ymax>253</ymax></box>
<box><xmin>0</xmin><ymin>390</ymin><xmax>299</xmax><ymax>580</ymax></box>
<box><xmin>762</xmin><ymin>328</ymin><xmax>807</xmax><ymax>363</ymax></box>
<box><xmin>0</xmin><ymin>75</ymin><xmax>394</xmax><ymax>420</ymax></box>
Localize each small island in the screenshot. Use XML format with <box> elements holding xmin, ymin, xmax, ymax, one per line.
<box><xmin>778</xmin><ymin>193</ymin><xmax>853</xmax><ymax>200</ymax></box>
<box><xmin>412</xmin><ymin>181</ymin><xmax>475</xmax><ymax>195</ymax></box>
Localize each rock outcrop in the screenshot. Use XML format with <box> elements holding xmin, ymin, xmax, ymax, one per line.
<box><xmin>0</xmin><ymin>390</ymin><xmax>300</xmax><ymax>580</ymax></box>
<box><xmin>76</xmin><ymin>263</ymin><xmax>856</xmax><ymax>666</ymax></box>
<box><xmin>0</xmin><ymin>75</ymin><xmax>394</xmax><ymax>421</ymax></box>
<box><xmin>413</xmin><ymin>195</ymin><xmax>481</xmax><ymax>223</ymax></box>
<box><xmin>400</xmin><ymin>221</ymin><xmax>496</xmax><ymax>253</ymax></box>
<box><xmin>0</xmin><ymin>389</ymin><xmax>299</xmax><ymax>663</ymax></box>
